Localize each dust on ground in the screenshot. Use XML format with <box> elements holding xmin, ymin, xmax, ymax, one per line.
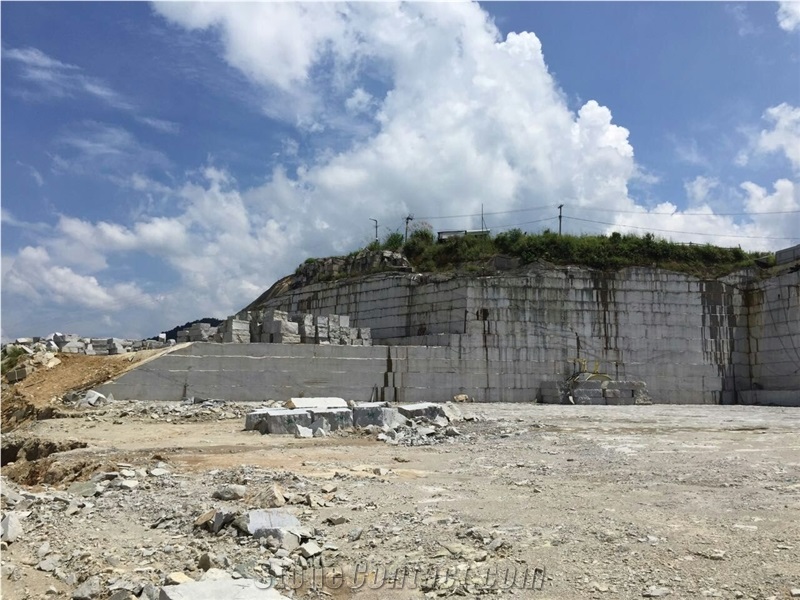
<box><xmin>1</xmin><ymin>354</ymin><xmax>799</xmax><ymax>600</ymax></box>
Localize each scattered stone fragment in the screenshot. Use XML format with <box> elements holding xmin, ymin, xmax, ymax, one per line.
<box><xmin>320</xmin><ymin>483</ymin><xmax>337</xmax><ymax>494</ymax></box>
<box><xmin>149</xmin><ymin>467</ymin><xmax>170</xmax><ymax>477</ymax></box>
<box><xmin>299</xmin><ymin>541</ymin><xmax>322</xmax><ymax>558</ymax></box>
<box><xmin>306</xmin><ymin>493</ymin><xmax>325</xmax><ymax>507</ymax></box>
<box><xmin>165</xmin><ymin>572</ymin><xmax>193</xmax><ymax>585</ymax></box>
<box><xmin>642</xmin><ymin>586</ymin><xmax>671</xmax><ymax>597</ymax></box>
<box><xmin>38</xmin><ymin>557</ymin><xmax>60</xmax><ymax>572</ymax></box>
<box><xmin>248</xmin><ymin>483</ymin><xmax>285</xmax><ymax>508</ymax></box>
<box><xmin>347</xmin><ymin>527</ymin><xmax>363</xmax><ymax>542</ymax></box>
<box><xmin>233</xmin><ymin>509</ymin><xmax>301</xmax><ymax>539</ymax></box>
<box><xmin>212</xmin><ymin>484</ymin><xmax>246</xmax><ymax>501</ymax></box>
<box><xmin>325</xmin><ymin>515</ymin><xmax>348</xmax><ymax>525</ymax></box>
<box><xmin>310</xmin><ymin>417</ymin><xmax>331</xmax><ymax>437</ymax></box>
<box><xmin>158</xmin><ymin>578</ymin><xmax>288</xmax><ymax>600</ymax></box>
<box><xmin>72</xmin><ymin>575</ymin><xmax>103</xmax><ymax>599</ymax></box>
<box><xmin>397</xmin><ymin>402</ymin><xmax>446</xmax><ymax>421</ymax></box>
<box><xmin>1</xmin><ymin>512</ymin><xmax>22</xmax><ymax>543</ymax></box>
<box><xmin>294</xmin><ymin>424</ymin><xmax>313</xmax><ymax>439</ymax></box>
<box><xmin>194</xmin><ymin>509</ymin><xmax>216</xmax><ymax>528</ymax></box>
<box><xmin>199</xmin><ymin>568</ymin><xmax>231</xmax><ymax>581</ymax></box>
<box><xmin>68</xmin><ymin>481</ymin><xmax>100</xmax><ymax>498</ymax></box>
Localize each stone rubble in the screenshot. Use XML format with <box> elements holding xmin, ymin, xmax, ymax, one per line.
<box><xmin>2</xmin><ymin>403</ymin><xmax>798</xmax><ymax>600</ymax></box>
<box><xmin>244</xmin><ymin>398</ymin><xmax>471</xmax><ymax>447</ymax></box>
<box><xmin>1</xmin><ymin>333</ymin><xmax>174</xmax><ymax>372</ymax></box>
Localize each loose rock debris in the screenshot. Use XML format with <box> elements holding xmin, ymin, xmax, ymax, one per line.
<box><xmin>246</xmin><ymin>398</ymin><xmax>477</xmax><ymax>447</ymax></box>
<box><xmin>1</xmin><ymin>398</ymin><xmax>799</xmax><ymax>599</ymax></box>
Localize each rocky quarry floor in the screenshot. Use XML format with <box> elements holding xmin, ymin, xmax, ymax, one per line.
<box><xmin>2</xmin><ymin>377</ymin><xmax>800</xmax><ymax>599</ymax></box>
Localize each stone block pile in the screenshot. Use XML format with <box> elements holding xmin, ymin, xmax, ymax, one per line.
<box><xmin>1</xmin><ymin>332</ymin><xmax>173</xmax><ymax>366</ymax></box>
<box><xmin>244</xmin><ymin>398</ymin><xmax>467</xmax><ymax>445</ymax></box>
<box><xmin>176</xmin><ymin>323</ymin><xmax>218</xmax><ymax>343</ymax></box>
<box><xmin>255</xmin><ymin>310</ymin><xmax>371</xmax><ymax>346</ymax></box>
<box><xmin>187</xmin><ymin>310</ymin><xmax>373</xmax><ymax>346</ymax></box>
<box><xmin>540</xmin><ymin>376</ymin><xmax>651</xmax><ymax>405</ymax></box>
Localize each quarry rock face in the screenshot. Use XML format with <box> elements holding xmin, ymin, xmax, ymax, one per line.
<box><xmin>241</xmin><ymin>262</ymin><xmax>798</xmax><ymax>406</ymax></box>
<box><xmin>36</xmin><ymin>253</ymin><xmax>794</xmax><ymax>407</ymax></box>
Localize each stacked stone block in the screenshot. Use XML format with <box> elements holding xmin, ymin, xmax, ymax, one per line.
<box><xmin>220</xmin><ymin>318</ymin><xmax>251</xmax><ymax>343</ymax></box>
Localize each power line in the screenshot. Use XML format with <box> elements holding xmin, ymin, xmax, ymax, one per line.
<box><xmin>573</xmin><ymin>206</ymin><xmax>800</xmax><ymax>216</ymax></box>
<box><xmin>417</xmin><ymin>205</ymin><xmax>553</xmax><ymax>220</ymax></box>
<box><xmin>491</xmin><ymin>216</ymin><xmax>557</xmax><ymax>231</ymax></box>
<box><xmin>417</xmin><ymin>204</ymin><xmax>799</xmax><ymax>222</ymax></box>
<box><xmin>563</xmin><ymin>216</ymin><xmax>800</xmax><ymax>241</ymax></box>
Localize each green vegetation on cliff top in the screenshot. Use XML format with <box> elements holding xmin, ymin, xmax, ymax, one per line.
<box><xmin>362</xmin><ymin>226</ymin><xmax>765</xmax><ymax>279</ymax></box>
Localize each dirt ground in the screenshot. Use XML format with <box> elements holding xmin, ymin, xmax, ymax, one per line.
<box><xmin>2</xmin><ymin>397</ymin><xmax>799</xmax><ymax>600</ymax></box>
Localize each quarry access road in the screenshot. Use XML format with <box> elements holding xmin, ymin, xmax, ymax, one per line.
<box><xmin>3</xmin><ymin>403</ymin><xmax>799</xmax><ymax>600</ymax></box>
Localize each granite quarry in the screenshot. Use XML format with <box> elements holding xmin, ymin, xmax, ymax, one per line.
<box><xmin>1</xmin><ymin>246</ymin><xmax>799</xmax><ymax>599</ymax></box>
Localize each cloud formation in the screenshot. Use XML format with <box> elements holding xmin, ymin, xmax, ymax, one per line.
<box><xmin>2</xmin><ymin>3</ymin><xmax>798</xmax><ymax>339</ymax></box>
<box><xmin>777</xmin><ymin>1</ymin><xmax>800</xmax><ymax>31</ymax></box>
<box><xmin>3</xmin><ymin>46</ymin><xmax>178</xmax><ymax>133</ymax></box>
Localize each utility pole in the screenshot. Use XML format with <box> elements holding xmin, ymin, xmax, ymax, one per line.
<box><xmin>558</xmin><ymin>204</ymin><xmax>564</xmax><ymax>236</ymax></box>
<box><xmin>405</xmin><ymin>214</ymin><xmax>414</xmax><ymax>242</ymax></box>
<box><xmin>369</xmin><ymin>218</ymin><xmax>378</xmax><ymax>242</ymax></box>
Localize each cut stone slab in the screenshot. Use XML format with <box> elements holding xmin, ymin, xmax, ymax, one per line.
<box><xmin>397</xmin><ymin>402</ymin><xmax>446</xmax><ymax>421</ymax></box>
<box><xmin>233</xmin><ymin>509</ymin><xmax>301</xmax><ymax>539</ymax></box>
<box><xmin>258</xmin><ymin>409</ymin><xmax>312</xmax><ymax>435</ymax></box>
<box><xmin>308</xmin><ymin>407</ymin><xmax>354</xmax><ymax>430</ymax></box>
<box><xmin>159</xmin><ymin>579</ymin><xmax>288</xmax><ymax>600</ymax></box>
<box><xmin>285</xmin><ymin>397</ymin><xmax>347</xmax><ymax>410</ymax></box>
<box><xmin>244</xmin><ymin>409</ymin><xmax>273</xmax><ymax>431</ymax></box>
<box><xmin>353</xmin><ymin>406</ymin><xmax>407</xmax><ymax>429</ymax></box>
<box><xmin>60</xmin><ymin>341</ymin><xmax>86</xmax><ymax>353</ymax></box>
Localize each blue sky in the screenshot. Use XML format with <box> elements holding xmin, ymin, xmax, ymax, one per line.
<box><xmin>2</xmin><ymin>1</ymin><xmax>799</xmax><ymax>340</ymax></box>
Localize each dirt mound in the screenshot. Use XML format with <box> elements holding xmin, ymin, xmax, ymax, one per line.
<box><xmin>2</xmin><ymin>434</ymin><xmax>88</xmax><ymax>466</ymax></box>
<box><xmin>3</xmin><ymin>454</ymin><xmax>110</xmax><ymax>487</ymax></box>
<box><xmin>1</xmin><ymin>348</ymin><xmax>176</xmax><ymax>433</ymax></box>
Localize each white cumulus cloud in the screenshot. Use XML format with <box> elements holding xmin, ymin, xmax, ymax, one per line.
<box><xmin>757</xmin><ymin>103</ymin><xmax>800</xmax><ymax>172</ymax></box>
<box><xmin>777</xmin><ymin>1</ymin><xmax>800</xmax><ymax>31</ymax></box>
<box><xmin>3</xmin><ymin>2</ymin><xmax>798</xmax><ymax>339</ymax></box>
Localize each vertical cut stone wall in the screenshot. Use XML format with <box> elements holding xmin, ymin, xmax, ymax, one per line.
<box><xmin>738</xmin><ymin>270</ymin><xmax>800</xmax><ymax>405</ymax></box>
<box><xmin>247</xmin><ymin>265</ymin><xmax>798</xmax><ymax>405</ymax></box>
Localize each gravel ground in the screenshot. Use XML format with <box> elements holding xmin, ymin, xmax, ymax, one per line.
<box><xmin>2</xmin><ymin>403</ymin><xmax>799</xmax><ymax>600</ymax></box>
